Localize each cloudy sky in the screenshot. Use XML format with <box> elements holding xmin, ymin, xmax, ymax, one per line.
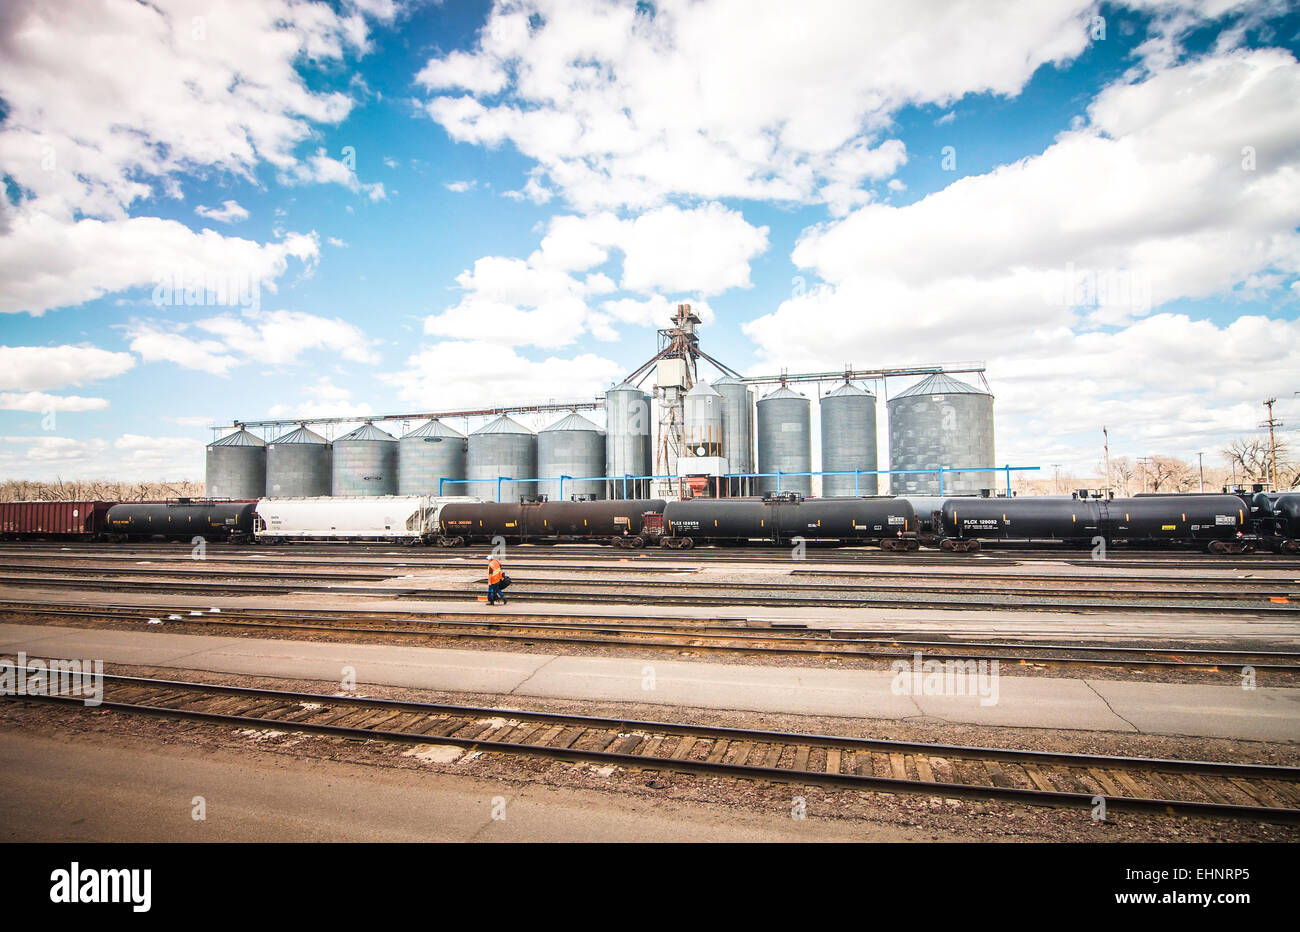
<box><xmin>1</xmin><ymin>0</ymin><xmax>1297</xmax><ymax>482</ymax></box>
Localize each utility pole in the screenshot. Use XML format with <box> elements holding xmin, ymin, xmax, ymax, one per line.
<box><xmin>1103</xmin><ymin>426</ymin><xmax>1111</xmax><ymax>496</ymax></box>
<box><xmin>1051</xmin><ymin>463</ymin><xmax>1062</xmax><ymax>493</ymax></box>
<box><xmin>1137</xmin><ymin>456</ymin><xmax>1152</xmax><ymax>493</ymax></box>
<box><xmin>1197</xmin><ymin>451</ymin><xmax>1204</xmax><ymax>492</ymax></box>
<box><xmin>1260</xmin><ymin>398</ymin><xmax>1283</xmax><ymax>491</ymax></box>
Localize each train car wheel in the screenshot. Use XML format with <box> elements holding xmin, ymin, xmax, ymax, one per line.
<box><xmin>680</xmin><ymin>537</ymin><xmax>694</xmax><ymax>549</ymax></box>
<box><xmin>904</xmin><ymin>539</ymin><xmax>920</xmax><ymax>551</ymax></box>
<box><xmin>1207</xmin><ymin>540</ymin><xmax>1228</xmax><ymax>554</ymax></box>
<box><xmin>630</xmin><ymin>536</ymin><xmax>645</xmax><ymax>549</ymax></box>
<box><xmin>939</xmin><ymin>539</ymin><xmax>955</xmax><ymax>552</ymax></box>
<box><xmin>964</xmin><ymin>540</ymin><xmax>981</xmax><ymax>552</ymax></box>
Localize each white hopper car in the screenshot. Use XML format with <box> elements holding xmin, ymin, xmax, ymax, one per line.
<box><xmin>253</xmin><ymin>495</ymin><xmax>478</xmax><ymax>543</ymax></box>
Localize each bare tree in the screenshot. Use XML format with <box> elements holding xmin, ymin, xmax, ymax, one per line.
<box><xmin>1147</xmin><ymin>455</ymin><xmax>1194</xmax><ymax>492</ymax></box>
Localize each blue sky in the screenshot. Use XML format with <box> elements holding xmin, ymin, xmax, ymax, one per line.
<box><xmin>1</xmin><ymin>0</ymin><xmax>1298</xmax><ymax>482</ymax></box>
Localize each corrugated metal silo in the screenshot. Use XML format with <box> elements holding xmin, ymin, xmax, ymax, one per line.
<box><xmin>399</xmin><ymin>419</ymin><xmax>467</xmax><ymax>496</ymax></box>
<box><xmin>887</xmin><ymin>373</ymin><xmax>995</xmax><ymax>495</ymax></box>
<box><xmin>683</xmin><ymin>380</ymin><xmax>723</xmax><ymax>457</ymax></box>
<box><xmin>713</xmin><ymin>375</ymin><xmax>754</xmax><ymax>480</ymax></box>
<box><xmin>332</xmin><ymin>422</ymin><xmax>399</xmax><ymax>496</ymax></box>
<box><xmin>468</xmin><ymin>415</ymin><xmax>538</xmax><ymax>501</ymax></box>
<box><xmin>205</xmin><ymin>429</ymin><xmax>266</xmax><ymax>500</ymax></box>
<box><xmin>538</xmin><ymin>412</ymin><xmax>606</xmax><ymax>501</ymax></box>
<box><xmin>756</xmin><ymin>385</ymin><xmax>812</xmax><ymax>495</ymax></box>
<box><xmin>605</xmin><ymin>383</ymin><xmax>652</xmax><ymax>499</ymax></box>
<box><xmin>266</xmin><ymin>426</ymin><xmax>332</xmax><ymax>498</ymax></box>
<box><xmin>820</xmin><ymin>382</ymin><xmax>878</xmax><ymax>496</ymax></box>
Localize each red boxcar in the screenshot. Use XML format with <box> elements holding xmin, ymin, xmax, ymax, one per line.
<box><xmin>0</xmin><ymin>501</ymin><xmax>114</xmax><ymax>538</ymax></box>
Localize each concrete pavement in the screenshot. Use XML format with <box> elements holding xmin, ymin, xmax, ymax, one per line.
<box><xmin>3</xmin><ymin>623</ymin><xmax>1297</xmax><ymax>741</ymax></box>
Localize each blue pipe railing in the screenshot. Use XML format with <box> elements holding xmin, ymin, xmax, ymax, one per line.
<box><xmin>439</xmin><ymin>466</ymin><xmax>1041</xmax><ymax>500</ymax></box>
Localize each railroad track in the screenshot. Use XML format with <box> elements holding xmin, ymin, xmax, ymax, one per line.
<box><xmin>6</xmin><ymin>665</ymin><xmax>1298</xmax><ymax>823</ymax></box>
<box><xmin>1</xmin><ymin>559</ymin><xmax>1294</xmax><ymax>603</ymax></box>
<box><xmin>5</xmin><ymin>603</ymin><xmax>1298</xmax><ymax>676</ymax></box>
<box><xmin>0</xmin><ymin>570</ymin><xmax>1294</xmax><ymax>614</ymax></box>
<box><xmin>3</xmin><ymin>541</ymin><xmax>1297</xmax><ymax>569</ymax></box>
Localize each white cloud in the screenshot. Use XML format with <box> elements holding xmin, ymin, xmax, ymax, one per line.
<box><xmin>382</xmin><ymin>341</ymin><xmax>623</xmax><ymax>409</ymax></box>
<box><xmin>0</xmin><ymin>0</ymin><xmax>391</xmax><ymax>315</ymax></box>
<box><xmin>267</xmin><ymin>377</ymin><xmax>375</xmax><ymax>419</ymax></box>
<box><xmin>418</xmin><ymin>0</ymin><xmax>1097</xmax><ymax>210</ymax></box>
<box><xmin>127</xmin><ymin>325</ymin><xmax>240</xmax><ymax>376</ymax></box>
<box><xmin>126</xmin><ymin>310</ymin><xmax>381</xmax><ymax>374</ymax></box>
<box><xmin>743</xmin><ymin>48</ymin><xmax>1300</xmax><ymax>472</ymax></box>
<box><xmin>0</xmin><ymin>344</ymin><xmax>134</xmax><ymax>390</ymax></box>
<box><xmin>194</xmin><ymin>200</ymin><xmax>250</xmax><ymax>224</ymax></box>
<box><xmin>445</xmin><ymin>180</ymin><xmax>478</xmax><ymax>193</ymax></box>
<box><xmin>280</xmin><ymin>148</ymin><xmax>387</xmax><ymax>200</ymax></box>
<box><xmin>424</xmin><ymin>203</ymin><xmax>765</xmax><ymax>347</ymax></box>
<box><xmin>0</xmin><ymin>392</ymin><xmax>109</xmax><ymax>412</ymax></box>
<box><xmin>0</xmin><ymin>211</ymin><xmax>320</xmax><ymax>315</ymax></box>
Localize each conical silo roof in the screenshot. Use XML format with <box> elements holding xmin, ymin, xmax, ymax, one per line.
<box><xmin>686</xmin><ymin>380</ymin><xmax>722</xmax><ymax>398</ymax></box>
<box><xmin>759</xmin><ymin>385</ymin><xmax>806</xmax><ymax>401</ymax></box>
<box><xmin>893</xmin><ymin>373</ymin><xmax>987</xmax><ymax>398</ymax></box>
<box><xmin>541</xmin><ymin>412</ymin><xmax>603</xmax><ymax>433</ymax></box>
<box><xmin>337</xmin><ymin>422</ymin><xmax>397</xmax><ymax>442</ymax></box>
<box><xmin>824</xmin><ymin>382</ymin><xmax>874</xmax><ymax>398</ymax></box>
<box><xmin>472</xmin><ymin>414</ymin><xmax>534</xmax><ymax>435</ymax></box>
<box><xmin>273</xmin><ymin>426</ymin><xmax>329</xmax><ymax>444</ymax></box>
<box><xmin>209</xmin><ymin>428</ymin><xmax>265</xmax><ymax>447</ymax></box>
<box><xmin>403</xmin><ymin>418</ymin><xmax>465</xmax><ymax>439</ymax></box>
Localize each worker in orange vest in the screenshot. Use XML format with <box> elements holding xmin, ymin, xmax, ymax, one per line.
<box><xmin>486</xmin><ymin>555</ymin><xmax>506</xmax><ymax>605</ymax></box>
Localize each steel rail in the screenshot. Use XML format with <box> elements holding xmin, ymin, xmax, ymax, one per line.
<box><xmin>6</xmin><ymin>668</ymin><xmax>1298</xmax><ymax>824</ymax></box>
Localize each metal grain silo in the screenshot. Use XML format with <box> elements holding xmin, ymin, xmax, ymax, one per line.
<box><xmin>887</xmin><ymin>373</ymin><xmax>995</xmax><ymax>495</ymax></box>
<box><xmin>332</xmin><ymin>422</ymin><xmax>399</xmax><ymax>496</ymax></box>
<box><xmin>265</xmin><ymin>425</ymin><xmax>332</xmax><ymax>498</ymax></box>
<box><xmin>756</xmin><ymin>385</ymin><xmax>812</xmax><ymax>496</ymax></box>
<box><xmin>469</xmin><ymin>415</ymin><xmax>538</xmax><ymax>502</ymax></box>
<box><xmin>205</xmin><ymin>428</ymin><xmax>266</xmax><ymax>500</ymax></box>
<box><xmin>399</xmin><ymin>419</ymin><xmax>467</xmax><ymax>496</ymax></box>
<box><xmin>820</xmin><ymin>382</ymin><xmax>878</xmax><ymax>497</ymax></box>
<box><xmin>683</xmin><ymin>380</ymin><xmax>723</xmax><ymax>457</ymax></box>
<box><xmin>605</xmin><ymin>383</ymin><xmax>652</xmax><ymax>499</ymax></box>
<box><xmin>538</xmin><ymin>412</ymin><xmax>606</xmax><ymax>501</ymax></box>
<box><xmin>713</xmin><ymin>375</ymin><xmax>754</xmax><ymax>484</ymax></box>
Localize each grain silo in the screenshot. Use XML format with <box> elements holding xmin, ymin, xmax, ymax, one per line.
<box><xmin>713</xmin><ymin>375</ymin><xmax>754</xmax><ymax>492</ymax></box>
<box><xmin>604</xmin><ymin>382</ymin><xmax>652</xmax><ymax>499</ymax></box>
<box><xmin>683</xmin><ymin>380</ymin><xmax>723</xmax><ymax>457</ymax></box>
<box><xmin>468</xmin><ymin>415</ymin><xmax>538</xmax><ymax>501</ymax></box>
<box><xmin>538</xmin><ymin>412</ymin><xmax>606</xmax><ymax>501</ymax></box>
<box><xmin>756</xmin><ymin>385</ymin><xmax>812</xmax><ymax>496</ymax></box>
<box><xmin>887</xmin><ymin>373</ymin><xmax>995</xmax><ymax>495</ymax></box>
<box><xmin>332</xmin><ymin>422</ymin><xmax>399</xmax><ymax>496</ymax></box>
<box><xmin>265</xmin><ymin>425</ymin><xmax>332</xmax><ymax>498</ymax></box>
<box><xmin>820</xmin><ymin>382</ymin><xmax>878</xmax><ymax>496</ymax></box>
<box><xmin>399</xmin><ymin>419</ymin><xmax>467</xmax><ymax>496</ymax></box>
<box><xmin>205</xmin><ymin>428</ymin><xmax>266</xmax><ymax>500</ymax></box>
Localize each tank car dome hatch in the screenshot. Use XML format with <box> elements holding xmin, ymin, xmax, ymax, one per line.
<box><xmin>205</xmin><ymin>428</ymin><xmax>267</xmax><ymax>500</ymax></box>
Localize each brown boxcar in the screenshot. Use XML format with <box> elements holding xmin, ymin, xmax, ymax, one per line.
<box><xmin>0</xmin><ymin>501</ymin><xmax>114</xmax><ymax>539</ymax></box>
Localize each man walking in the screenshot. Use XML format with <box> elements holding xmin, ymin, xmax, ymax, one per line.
<box><xmin>486</xmin><ymin>555</ymin><xmax>506</xmax><ymax>605</ymax></box>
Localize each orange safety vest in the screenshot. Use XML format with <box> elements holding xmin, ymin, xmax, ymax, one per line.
<box><xmin>487</xmin><ymin>559</ymin><xmax>503</xmax><ymax>585</ymax></box>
